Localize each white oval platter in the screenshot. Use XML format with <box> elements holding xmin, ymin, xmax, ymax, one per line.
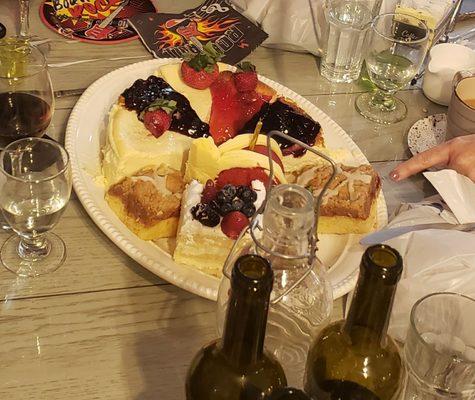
<box><xmin>65</xmin><ymin>58</ymin><xmax>387</xmax><ymax>301</ymax></box>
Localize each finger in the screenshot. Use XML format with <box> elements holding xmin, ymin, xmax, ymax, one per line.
<box><xmin>390</xmin><ymin>143</ymin><xmax>451</xmax><ymax>181</ymax></box>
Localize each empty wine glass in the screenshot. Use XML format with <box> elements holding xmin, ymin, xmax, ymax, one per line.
<box><xmin>0</xmin><ymin>138</ymin><xmax>72</xmax><ymax>276</ymax></box>
<box><xmin>355</xmin><ymin>13</ymin><xmax>429</xmax><ymax>124</ymax></box>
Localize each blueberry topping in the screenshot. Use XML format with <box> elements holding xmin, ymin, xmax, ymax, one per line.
<box><xmin>237</xmin><ymin>186</ymin><xmax>257</xmax><ymax>203</ymax></box>
<box><xmin>121</xmin><ymin>75</ymin><xmax>209</xmax><ymax>138</ymax></box>
<box><xmin>241</xmin><ymin>203</ymin><xmax>256</xmax><ymax>218</ymax></box>
<box><xmin>191</xmin><ymin>203</ymin><xmax>220</xmax><ymax>227</ymax></box>
<box><xmin>218</xmin><ymin>201</ymin><xmax>234</xmax><ymax>216</ymax></box>
<box><xmin>221</xmin><ymin>184</ymin><xmax>237</xmax><ymax>199</ymax></box>
<box><xmin>231</xmin><ymin>198</ymin><xmax>244</xmax><ymax>211</ymax></box>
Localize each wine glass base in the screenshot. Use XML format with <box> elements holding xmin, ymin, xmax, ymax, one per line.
<box><xmin>355</xmin><ymin>92</ymin><xmax>408</xmax><ymax>124</ymax></box>
<box><xmin>1</xmin><ymin>233</ymin><xmax>66</xmax><ymax>277</ymax></box>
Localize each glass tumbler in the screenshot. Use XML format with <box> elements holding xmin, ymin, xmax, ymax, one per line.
<box><xmin>404</xmin><ymin>292</ymin><xmax>475</xmax><ymax>399</ymax></box>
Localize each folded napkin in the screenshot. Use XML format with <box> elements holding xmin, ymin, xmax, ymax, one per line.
<box><xmin>424</xmin><ymin>169</ymin><xmax>475</xmax><ymax>224</ymax></box>
<box><xmin>381</xmin><ymin>195</ymin><xmax>475</xmax><ymax>342</ymax></box>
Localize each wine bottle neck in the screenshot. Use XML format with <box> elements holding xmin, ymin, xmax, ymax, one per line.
<box><xmin>344</xmin><ymin>269</ymin><xmax>397</xmax><ymax>345</ymax></box>
<box><xmin>221</xmin><ymin>284</ymin><xmax>270</xmax><ymax>368</ymax></box>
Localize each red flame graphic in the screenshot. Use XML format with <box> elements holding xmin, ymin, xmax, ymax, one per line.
<box><xmin>155</xmin><ymin>16</ymin><xmax>239</xmax><ymax>49</ymax></box>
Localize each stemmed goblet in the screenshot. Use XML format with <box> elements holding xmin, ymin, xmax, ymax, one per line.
<box><xmin>356</xmin><ymin>13</ymin><xmax>429</xmax><ymax>124</ymax></box>
<box><xmin>0</xmin><ymin>138</ymin><xmax>72</xmax><ymax>277</ymax></box>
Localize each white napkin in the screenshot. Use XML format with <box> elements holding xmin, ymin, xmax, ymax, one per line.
<box><xmin>381</xmin><ymin>196</ymin><xmax>475</xmax><ymax>342</ymax></box>
<box><xmin>424</xmin><ymin>169</ymin><xmax>475</xmax><ymax>224</ymax></box>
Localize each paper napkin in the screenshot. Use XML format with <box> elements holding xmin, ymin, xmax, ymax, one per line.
<box><xmin>424</xmin><ymin>169</ymin><xmax>475</xmax><ymax>224</ymax></box>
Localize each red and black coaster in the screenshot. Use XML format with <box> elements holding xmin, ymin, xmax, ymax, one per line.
<box><xmin>40</xmin><ymin>0</ymin><xmax>156</xmax><ymax>44</ymax></box>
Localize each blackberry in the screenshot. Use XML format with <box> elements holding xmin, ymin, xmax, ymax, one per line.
<box><xmin>217</xmin><ymin>190</ymin><xmax>231</xmax><ymax>204</ymax></box>
<box><xmin>191</xmin><ymin>203</ymin><xmax>220</xmax><ymax>227</ymax></box>
<box><xmin>241</xmin><ymin>203</ymin><xmax>256</xmax><ymax>218</ymax></box>
<box><xmin>217</xmin><ymin>201</ymin><xmax>234</xmax><ymax>216</ymax></box>
<box><xmin>237</xmin><ymin>186</ymin><xmax>257</xmax><ymax>203</ymax></box>
<box><xmin>231</xmin><ymin>198</ymin><xmax>245</xmax><ymax>212</ymax></box>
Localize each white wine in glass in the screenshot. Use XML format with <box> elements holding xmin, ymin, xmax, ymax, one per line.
<box><xmin>0</xmin><ymin>138</ymin><xmax>72</xmax><ymax>277</ymax></box>
<box><xmin>355</xmin><ymin>13</ymin><xmax>429</xmax><ymax>124</ymax></box>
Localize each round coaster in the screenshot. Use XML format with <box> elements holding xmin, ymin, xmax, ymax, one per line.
<box><xmin>407</xmin><ymin>113</ymin><xmax>447</xmax><ymax>156</ymax></box>
<box><xmin>40</xmin><ymin>0</ymin><xmax>156</xmax><ymax>44</ymax></box>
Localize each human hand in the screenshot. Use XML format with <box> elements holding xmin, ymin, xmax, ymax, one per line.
<box><xmin>390</xmin><ymin>135</ymin><xmax>475</xmax><ymax>182</ymax></box>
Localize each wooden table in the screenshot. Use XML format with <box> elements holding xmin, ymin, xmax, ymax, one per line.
<box><xmin>0</xmin><ymin>1</ymin><xmax>452</xmax><ymax>398</ymax></box>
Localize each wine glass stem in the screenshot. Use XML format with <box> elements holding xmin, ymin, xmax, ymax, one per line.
<box><xmin>371</xmin><ymin>89</ymin><xmax>396</xmax><ymax>111</ymax></box>
<box><xmin>19</xmin><ymin>0</ymin><xmax>30</xmax><ymax>37</ymax></box>
<box><xmin>17</xmin><ymin>235</ymin><xmax>51</xmax><ymax>260</ymax></box>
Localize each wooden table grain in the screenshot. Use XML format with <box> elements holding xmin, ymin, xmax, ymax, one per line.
<box><xmin>0</xmin><ymin>1</ymin><xmax>446</xmax><ymax>398</ymax></box>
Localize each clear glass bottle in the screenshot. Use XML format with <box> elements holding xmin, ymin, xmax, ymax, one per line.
<box><xmin>186</xmin><ymin>254</ymin><xmax>287</xmax><ymax>399</ymax></box>
<box><xmin>304</xmin><ymin>244</ymin><xmax>406</xmax><ymax>400</ymax></box>
<box><xmin>217</xmin><ymin>184</ymin><xmax>333</xmax><ymax>386</ymax></box>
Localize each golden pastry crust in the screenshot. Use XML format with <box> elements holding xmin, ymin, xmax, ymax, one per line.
<box><xmin>106</xmin><ymin>168</ymin><xmax>184</xmax><ymax>240</ymax></box>
<box><xmin>299</xmin><ymin>164</ymin><xmax>380</xmax><ymax>220</ymax></box>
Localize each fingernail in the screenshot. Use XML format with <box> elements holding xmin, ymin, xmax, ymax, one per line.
<box><xmin>389</xmin><ymin>170</ymin><xmax>399</xmax><ymax>181</ymax></box>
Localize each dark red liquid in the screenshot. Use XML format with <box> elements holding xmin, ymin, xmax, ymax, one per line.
<box><xmin>0</xmin><ymin>92</ymin><xmax>52</xmax><ymax>148</ymax></box>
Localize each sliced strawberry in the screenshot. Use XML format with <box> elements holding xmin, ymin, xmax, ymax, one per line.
<box><xmin>209</xmin><ymin>71</ymin><xmax>265</xmax><ymax>145</ymax></box>
<box><xmin>221</xmin><ymin>211</ymin><xmax>249</xmax><ymax>239</ymax></box>
<box><xmin>181</xmin><ymin>42</ymin><xmax>222</xmax><ymax>90</ymax></box>
<box><xmin>140</xmin><ymin>99</ymin><xmax>176</xmax><ymax>138</ymax></box>
<box><xmin>245</xmin><ymin>144</ymin><xmax>284</xmax><ymax>171</ymax></box>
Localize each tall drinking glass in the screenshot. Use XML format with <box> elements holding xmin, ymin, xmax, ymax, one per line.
<box><xmin>404</xmin><ymin>292</ymin><xmax>475</xmax><ymax>399</ymax></box>
<box><xmin>320</xmin><ymin>0</ymin><xmax>380</xmax><ymax>83</ymax></box>
<box><xmin>356</xmin><ymin>13</ymin><xmax>429</xmax><ymax>124</ymax></box>
<box><xmin>0</xmin><ymin>138</ymin><xmax>72</xmax><ymax>277</ymax></box>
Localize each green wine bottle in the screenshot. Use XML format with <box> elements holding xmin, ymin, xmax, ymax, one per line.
<box><xmin>304</xmin><ymin>244</ymin><xmax>405</xmax><ymax>400</ymax></box>
<box><xmin>266</xmin><ymin>387</ymin><xmax>311</xmax><ymax>400</ymax></box>
<box><xmin>186</xmin><ymin>254</ymin><xmax>287</xmax><ymax>399</ymax></box>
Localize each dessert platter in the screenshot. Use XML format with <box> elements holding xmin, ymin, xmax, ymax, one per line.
<box><xmin>65</xmin><ymin>46</ymin><xmax>387</xmax><ymax>300</ymax></box>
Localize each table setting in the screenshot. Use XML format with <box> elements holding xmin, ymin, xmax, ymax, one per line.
<box><xmin>0</xmin><ymin>0</ymin><xmax>474</xmax><ymax>399</ymax></box>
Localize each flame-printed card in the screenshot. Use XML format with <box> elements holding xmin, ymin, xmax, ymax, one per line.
<box><xmin>40</xmin><ymin>0</ymin><xmax>156</xmax><ymax>44</ymax></box>
<box><xmin>128</xmin><ymin>0</ymin><xmax>268</xmax><ymax>65</ymax></box>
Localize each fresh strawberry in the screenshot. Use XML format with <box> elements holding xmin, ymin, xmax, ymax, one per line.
<box><xmin>221</xmin><ymin>211</ymin><xmax>249</xmax><ymax>239</ymax></box>
<box><xmin>201</xmin><ymin>179</ymin><xmax>218</xmax><ymax>204</ymax></box>
<box><xmin>239</xmin><ymin>91</ymin><xmax>265</xmax><ymax>121</ymax></box>
<box><xmin>234</xmin><ymin>61</ymin><xmax>258</xmax><ymax>92</ymax></box>
<box><xmin>139</xmin><ymin>99</ymin><xmax>176</xmax><ymax>138</ymax></box>
<box><xmin>246</xmin><ymin>145</ymin><xmax>284</xmax><ymax>171</ymax></box>
<box><xmin>181</xmin><ymin>42</ymin><xmax>223</xmax><ymax>90</ymax></box>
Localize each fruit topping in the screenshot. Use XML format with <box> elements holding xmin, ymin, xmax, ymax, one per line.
<box><xmin>234</xmin><ymin>62</ymin><xmax>258</xmax><ymax>92</ymax></box>
<box><xmin>221</xmin><ymin>211</ymin><xmax>249</xmax><ymax>239</ymax></box>
<box><xmin>181</xmin><ymin>42</ymin><xmax>223</xmax><ymax>90</ymax></box>
<box><xmin>191</xmin><ymin>203</ymin><xmax>220</xmax><ymax>227</ymax></box>
<box><xmin>209</xmin><ymin>71</ymin><xmax>265</xmax><ymax>144</ymax></box>
<box><xmin>240</xmin><ymin>99</ymin><xmax>322</xmax><ymax>157</ymax></box>
<box><xmin>192</xmin><ymin>182</ymin><xmax>259</xmax><ymax>231</ymax></box>
<box><xmin>246</xmin><ymin>144</ymin><xmax>284</xmax><ymax>171</ymax></box>
<box><xmin>139</xmin><ymin>99</ymin><xmax>176</xmax><ymax>138</ymax></box>
<box><xmin>201</xmin><ymin>179</ymin><xmax>218</xmax><ymax>204</ymax></box>
<box><xmin>216</xmin><ymin>167</ymin><xmax>275</xmax><ymax>190</ymax></box>
<box><xmin>121</xmin><ymin>75</ymin><xmax>209</xmax><ymax>138</ymax></box>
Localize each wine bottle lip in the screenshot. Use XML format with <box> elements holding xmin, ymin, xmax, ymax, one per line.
<box><xmin>232</xmin><ymin>254</ymin><xmax>274</xmax><ymax>292</ymax></box>
<box><xmin>362</xmin><ymin>244</ymin><xmax>403</xmax><ymax>281</ymax></box>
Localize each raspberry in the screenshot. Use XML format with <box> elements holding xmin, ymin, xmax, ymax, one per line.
<box><xmin>221</xmin><ymin>211</ymin><xmax>249</xmax><ymax>240</ymax></box>
<box><xmin>201</xmin><ymin>179</ymin><xmax>218</xmax><ymax>204</ymax></box>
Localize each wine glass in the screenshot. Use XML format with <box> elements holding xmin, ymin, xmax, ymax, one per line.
<box><xmin>355</xmin><ymin>13</ymin><xmax>429</xmax><ymax>124</ymax></box>
<box><xmin>0</xmin><ymin>138</ymin><xmax>72</xmax><ymax>277</ymax></box>
<box><xmin>0</xmin><ymin>39</ymin><xmax>54</xmax><ymax>229</ymax></box>
<box><xmin>19</xmin><ymin>0</ymin><xmax>30</xmax><ymax>38</ymax></box>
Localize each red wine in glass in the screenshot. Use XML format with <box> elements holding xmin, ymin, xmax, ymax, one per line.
<box><xmin>0</xmin><ymin>92</ymin><xmax>52</xmax><ymax>148</ymax></box>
